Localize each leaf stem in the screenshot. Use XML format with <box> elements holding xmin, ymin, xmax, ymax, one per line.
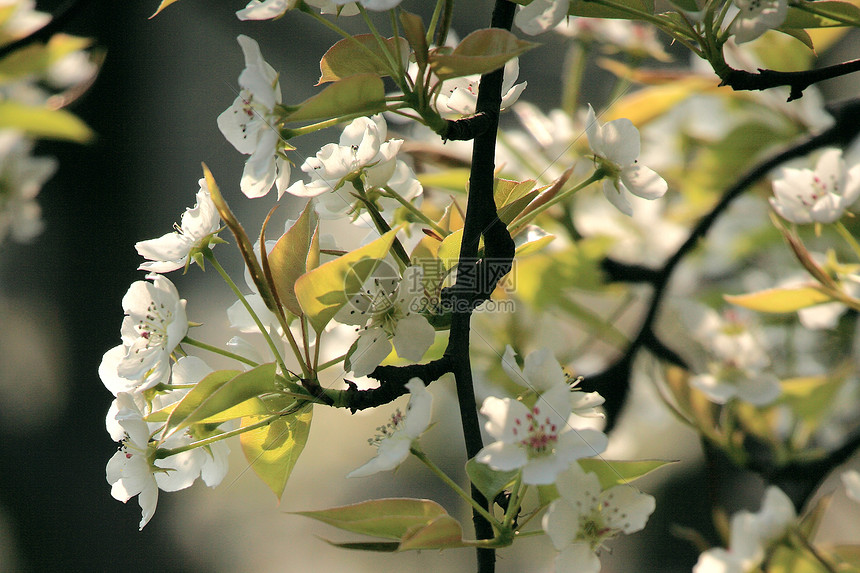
<box><xmin>507</xmin><ymin>169</ymin><xmax>604</xmax><ymax>235</ymax></box>
<box><xmin>182</xmin><ymin>336</ymin><xmax>259</xmax><ymax>368</ymax></box>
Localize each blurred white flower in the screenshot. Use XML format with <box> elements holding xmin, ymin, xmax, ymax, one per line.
<box><xmin>770</xmin><ymin>148</ymin><xmax>860</xmax><ymax>224</ymax></box>
<box><xmin>842</xmin><ymin>469</ymin><xmax>860</xmax><ymax>502</ymax></box>
<box><xmin>434</xmin><ymin>59</ymin><xmax>527</xmax><ymax>118</ymax></box>
<box><xmin>0</xmin><ymin>131</ymin><xmax>57</xmax><ymax>244</ymax></box>
<box><xmin>729</xmin><ymin>0</ymin><xmax>787</xmax><ymax>44</ymax></box>
<box><xmin>514</xmin><ymin>0</ymin><xmax>570</xmax><ymax>36</ymax></box>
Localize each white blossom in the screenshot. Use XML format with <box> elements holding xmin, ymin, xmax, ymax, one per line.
<box><xmin>333</xmin><ymin>0</ymin><xmax>401</xmax><ymax>10</ymax></box>
<box><xmin>843</xmin><ymin>470</ymin><xmax>860</xmax><ymax>503</ymax></box>
<box><xmin>434</xmin><ymin>59</ymin><xmax>527</xmax><ymax>118</ymax></box>
<box><xmin>348</xmin><ymin>378</ymin><xmax>431</xmax><ymax>477</ymax></box>
<box><xmin>217</xmin><ymin>35</ymin><xmax>291</xmax><ymax>198</ymax></box>
<box><xmin>585</xmin><ymin>105</ymin><xmax>668</xmax><ymax>216</ymax></box>
<box><xmin>729</xmin><ymin>0</ymin><xmax>788</xmax><ymax>44</ymax></box>
<box><xmin>542</xmin><ymin>462</ymin><xmax>656</xmax><ymax>573</ymax></box>
<box><xmin>514</xmin><ymin>0</ymin><xmax>570</xmax><ymax>36</ymax></box>
<box><xmin>0</xmin><ymin>131</ymin><xmax>57</xmax><ymax>244</ymax></box>
<box><xmin>336</xmin><ymin>265</ymin><xmax>435</xmax><ymax>377</ymax></box>
<box><xmin>770</xmin><ymin>148</ymin><xmax>860</xmax><ymax>225</ymax></box>
<box><xmin>135</xmin><ymin>178</ymin><xmax>220</xmax><ymax>273</ymax></box>
<box><xmin>694</xmin><ymin>486</ymin><xmax>795</xmax><ymax>573</ymax></box>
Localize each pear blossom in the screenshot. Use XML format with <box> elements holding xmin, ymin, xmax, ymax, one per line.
<box><xmin>769</xmin><ymin>148</ymin><xmax>860</xmax><ymax>224</ymax></box>
<box><xmin>585</xmin><ymin>105</ymin><xmax>668</xmax><ymax>216</ymax></box>
<box><xmin>336</xmin><ymin>265</ymin><xmax>435</xmax><ymax>377</ymax></box>
<box><xmin>690</xmin><ymin>308</ymin><xmax>780</xmax><ymax>406</ymax></box>
<box><xmin>135</xmin><ymin>178</ymin><xmax>220</xmax><ymax>273</ymax></box>
<box><xmin>729</xmin><ymin>0</ymin><xmax>788</xmax><ymax>44</ymax></box>
<box><xmin>0</xmin><ymin>130</ymin><xmax>57</xmax><ymax>244</ymax></box>
<box><xmin>501</xmin><ymin>345</ymin><xmax>605</xmax><ymax>417</ymax></box>
<box><xmin>217</xmin><ymin>35</ymin><xmax>291</xmax><ymax>199</ymax></box>
<box><xmin>542</xmin><ymin>463</ymin><xmax>656</xmax><ymax>573</ymax></box>
<box><xmin>514</xmin><ymin>0</ymin><xmax>570</xmax><ymax>36</ymax></box>
<box><xmin>843</xmin><ymin>470</ymin><xmax>860</xmax><ymax>502</ymax></box>
<box><xmin>236</xmin><ymin>0</ymin><xmax>360</xmax><ymax>18</ymax></box>
<box><xmin>475</xmin><ymin>371</ymin><xmax>608</xmax><ymax>484</ymax></box>
<box><xmin>348</xmin><ymin>378</ymin><xmax>432</xmax><ymax>477</ymax></box>
<box><xmin>106</xmin><ymin>384</ymin><xmax>230</xmax><ymax>529</ymax></box>
<box><xmin>694</xmin><ymin>486</ymin><xmax>795</xmax><ymax>573</ymax></box>
<box><xmin>286</xmin><ymin>115</ymin><xmax>419</xmax><ymax>222</ymax></box>
<box><xmin>102</xmin><ymin>275</ymin><xmax>188</xmax><ymax>393</ymax></box>
<box><xmin>434</xmin><ymin>59</ymin><xmax>527</xmax><ymax>118</ymax></box>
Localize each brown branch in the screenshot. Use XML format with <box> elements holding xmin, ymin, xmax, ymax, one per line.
<box><xmin>719</xmin><ymin>59</ymin><xmax>860</xmax><ymax>102</ymax></box>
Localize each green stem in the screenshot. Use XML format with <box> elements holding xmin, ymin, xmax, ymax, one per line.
<box><xmin>182</xmin><ymin>336</ymin><xmax>259</xmax><ymax>368</ymax></box>
<box><xmin>561</xmin><ymin>40</ymin><xmax>587</xmax><ymax>117</ymax></box>
<box><xmin>411</xmin><ymin>446</ymin><xmax>501</xmax><ymax>528</ymax></box>
<box><xmin>204</xmin><ymin>250</ymin><xmax>289</xmax><ymax>376</ymax></box>
<box><xmin>283</xmin><ymin>105</ymin><xmax>408</xmax><ymax>139</ymax></box>
<box><xmin>426</xmin><ymin>0</ymin><xmax>445</xmax><ymax>45</ymax></box>
<box><xmin>508</xmin><ymin>169</ymin><xmax>604</xmax><ymax>235</ymax></box>
<box><xmin>317</xmin><ymin>352</ymin><xmax>347</xmax><ymax>371</ymax></box>
<box><xmin>835</xmin><ymin>221</ymin><xmax>860</xmax><ymax>261</ymax></box>
<box><xmin>302</xmin><ymin>4</ymin><xmax>391</xmax><ymax>71</ymax></box>
<box><xmin>502</xmin><ymin>475</ymin><xmax>524</xmax><ymax>528</ymax></box>
<box><xmin>382</xmin><ymin>187</ymin><xmax>449</xmax><ymax>237</ymax></box>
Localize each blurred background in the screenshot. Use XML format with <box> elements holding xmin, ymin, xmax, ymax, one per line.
<box><xmin>1</xmin><ymin>1</ymin><xmax>859</xmax><ymax>571</ymax></box>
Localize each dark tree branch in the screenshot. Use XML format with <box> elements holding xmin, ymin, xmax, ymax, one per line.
<box><xmin>443</xmin><ymin>111</ymin><xmax>495</xmax><ymax>141</ymax></box>
<box><xmin>583</xmin><ymin>98</ymin><xmax>860</xmax><ymax>436</ymax></box>
<box><xmin>719</xmin><ymin>59</ymin><xmax>860</xmax><ymax>102</ymax></box>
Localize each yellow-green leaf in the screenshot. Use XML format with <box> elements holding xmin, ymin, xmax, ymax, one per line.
<box><xmin>268</xmin><ymin>201</ymin><xmax>319</xmax><ymax>316</ymax></box>
<box><xmin>150</xmin><ymin>0</ymin><xmax>181</xmax><ymax>17</ymax></box>
<box><xmin>569</xmin><ymin>0</ymin><xmax>655</xmax><ymax>19</ymax></box>
<box><xmin>783</xmin><ymin>0</ymin><xmax>860</xmax><ymax>28</ymax></box>
<box><xmin>241</xmin><ymin>404</ymin><xmax>312</xmax><ymax>501</ymax></box>
<box><xmin>285</xmin><ymin>74</ymin><xmax>386</xmax><ymax>123</ymax></box>
<box><xmin>398</xmin><ymin>516</ymin><xmax>466</xmax><ymax>551</ymax></box>
<box><xmin>319</xmin><ymin>35</ymin><xmax>408</xmax><ymax>83</ymax></box>
<box><xmin>578</xmin><ymin>459</ymin><xmax>676</xmax><ymax>489</ymax></box>
<box><xmin>294</xmin><ymin>228</ymin><xmax>399</xmax><ymax>331</ymax></box>
<box><xmin>0</xmin><ymin>102</ymin><xmax>93</xmax><ymax>143</ymax></box>
<box><xmin>294</xmin><ymin>498</ymin><xmax>451</xmax><ymax>540</ymax></box>
<box><xmin>429</xmin><ymin>29</ymin><xmax>536</xmax><ymax>81</ymax></box>
<box><xmin>724</xmin><ymin>286</ymin><xmax>833</xmax><ymax>313</ymax></box>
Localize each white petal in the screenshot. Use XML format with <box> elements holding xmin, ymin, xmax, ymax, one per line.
<box><xmin>601</xmin><ymin>485</ymin><xmax>656</xmax><ymax>533</ymax></box>
<box><xmin>347</xmin><ymin>437</ymin><xmax>411</xmax><ymax>477</ymax></box>
<box><xmin>201</xmin><ymin>441</ymin><xmax>231</xmax><ymax>487</ymax></box>
<box><xmin>403</xmin><ymin>378</ymin><xmax>433</xmax><ymax>437</ymax></box>
<box><xmin>522</xmin><ymin>347</ymin><xmax>565</xmax><ymax>393</ymax></box>
<box><xmin>392</xmin><ymin>313</ymin><xmax>435</xmax><ymax>362</ymax></box>
<box><xmin>556</xmin><ymin>428</ymin><xmax>609</xmax><ymax>461</ymax></box>
<box><xmin>620</xmin><ymin>164</ymin><xmax>668</xmax><ymax>200</ymax></box>
<box><xmin>736</xmin><ymin>373</ymin><xmax>781</xmax><ymax>406</ymax></box>
<box><xmin>522</xmin><ymin>454</ymin><xmax>569</xmax><ymax>484</ymax></box>
<box><xmin>556</xmin><ymin>542</ymin><xmax>601</xmax><ymax>573</ymax></box>
<box><xmin>514</xmin><ymin>0</ymin><xmax>569</xmax><ymax>36</ymax></box>
<box><xmin>236</xmin><ymin>0</ymin><xmax>293</xmax><ymax>20</ymax></box>
<box><xmin>690</xmin><ymin>374</ymin><xmax>737</xmax><ymax>404</ymax></box>
<box><xmin>600</xmin><ymin>117</ymin><xmax>640</xmax><ymax>166</ymax></box>
<box><xmin>602</xmin><ymin>179</ymin><xmax>634</xmax><ymax>216</ymax></box>
<box><xmin>841</xmin><ymin>470</ymin><xmax>860</xmax><ymax>502</ymax></box>
<box><xmin>241</xmin><ymin>130</ymin><xmax>280</xmax><ymax>198</ymax></box>
<box><xmin>350</xmin><ymin>328</ymin><xmax>393</xmax><ymax>377</ymax></box>
<box><xmin>474</xmin><ymin>441</ymin><xmax>528</xmax><ymax>471</ymax></box>
<box><xmin>542</xmin><ymin>498</ymin><xmax>579</xmax><ymax>550</ymax></box>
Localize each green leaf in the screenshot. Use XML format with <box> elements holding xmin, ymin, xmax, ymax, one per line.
<box><xmin>0</xmin><ymin>102</ymin><xmax>94</xmax><ymax>143</ymax></box>
<box><xmin>322</xmin><ymin>540</ymin><xmax>400</xmax><ymax>552</ymax></box>
<box><xmin>163</xmin><ymin>364</ymin><xmax>278</xmax><ymax>439</ymax></box>
<box><xmin>398</xmin><ymin>515</ymin><xmax>467</xmax><ymax>550</ymax></box>
<box><xmin>724</xmin><ymin>286</ymin><xmax>833</xmax><ymax>313</ymax></box>
<box><xmin>466</xmin><ymin>458</ymin><xmax>518</xmax><ymax>502</ymax></box>
<box><xmin>399</xmin><ymin>10</ymin><xmax>429</xmax><ymax>66</ymax></box>
<box><xmin>150</xmin><ymin>0</ymin><xmax>182</xmax><ymax>17</ymax></box>
<box><xmin>578</xmin><ymin>459</ymin><xmax>676</xmax><ymax>489</ymax></box>
<box><xmin>295</xmin><ymin>498</ymin><xmax>451</xmax><ymax>540</ymax></box>
<box><xmin>241</xmin><ymin>403</ymin><xmax>312</xmax><ymax>500</ymax></box>
<box><xmin>429</xmin><ymin>29</ymin><xmax>536</xmax><ymax>80</ymax></box>
<box><xmin>779</xmin><ymin>374</ymin><xmax>846</xmax><ymax>425</ymax></box>
<box><xmin>285</xmin><ymin>74</ymin><xmax>386</xmax><ymax>123</ymax></box>
<box><xmin>568</xmin><ymin>0</ymin><xmax>655</xmax><ymax>19</ymax></box>
<box><xmin>514</xmin><ymin>226</ymin><xmax>555</xmax><ymax>258</ymax></box>
<box><xmin>417</xmin><ymin>168</ymin><xmax>471</xmax><ymax>193</ymax></box>
<box><xmin>783</xmin><ymin>1</ymin><xmax>860</xmax><ymax>28</ymax></box>
<box><xmin>294</xmin><ymin>228</ymin><xmax>399</xmax><ymax>331</ymax></box>
<box><xmin>268</xmin><ymin>201</ymin><xmax>319</xmax><ymax>317</ymax></box>
<box><xmin>436</xmin><ymin>229</ymin><xmax>463</xmax><ymax>271</ymax></box>
<box><xmin>776</xmin><ymin>26</ymin><xmax>816</xmax><ymax>51</ymax></box>
<box><xmin>146</xmin><ymin>395</ymin><xmax>271</xmax><ymax>424</ymax></box>
<box><xmin>319</xmin><ymin>35</ymin><xmax>408</xmax><ymax>84</ymax></box>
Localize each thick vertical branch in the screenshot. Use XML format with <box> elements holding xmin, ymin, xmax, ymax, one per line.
<box><xmin>444</xmin><ymin>2</ymin><xmax>517</xmax><ymax>572</ymax></box>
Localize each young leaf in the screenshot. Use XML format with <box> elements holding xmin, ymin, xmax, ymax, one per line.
<box><xmin>577</xmin><ymin>459</ymin><xmax>676</xmax><ymax>489</ymax></box>
<box><xmin>240</xmin><ymin>404</ymin><xmax>313</xmax><ymax>500</ymax></box>
<box><xmin>268</xmin><ymin>200</ymin><xmax>319</xmax><ymax>317</ymax></box>
<box><xmin>399</xmin><ymin>10</ymin><xmax>429</xmax><ymax>66</ymax></box>
<box><xmin>0</xmin><ymin>102</ymin><xmax>94</xmax><ymax>143</ymax></box>
<box><xmin>783</xmin><ymin>1</ymin><xmax>860</xmax><ymax>28</ymax></box>
<box><xmin>150</xmin><ymin>0</ymin><xmax>181</xmax><ymax>17</ymax></box>
<box><xmin>397</xmin><ymin>516</ymin><xmax>467</xmax><ymax>551</ymax></box>
<box><xmin>295</xmin><ymin>498</ymin><xmax>452</xmax><ymax>540</ymax></box>
<box><xmin>163</xmin><ymin>364</ymin><xmax>278</xmax><ymax>439</ymax></box>
<box><xmin>466</xmin><ymin>458</ymin><xmax>518</xmax><ymax>502</ymax></box>
<box><xmin>294</xmin><ymin>228</ymin><xmax>399</xmax><ymax>332</ymax></box>
<box><xmin>724</xmin><ymin>286</ymin><xmax>833</xmax><ymax>313</ymax></box>
<box><xmin>284</xmin><ymin>74</ymin><xmax>386</xmax><ymax>123</ymax></box>
<box><xmin>568</xmin><ymin>0</ymin><xmax>655</xmax><ymax>19</ymax></box>
<box><xmin>318</xmin><ymin>35</ymin><xmax>409</xmax><ymax>84</ymax></box>
<box><xmin>429</xmin><ymin>29</ymin><xmax>535</xmax><ymax>81</ymax></box>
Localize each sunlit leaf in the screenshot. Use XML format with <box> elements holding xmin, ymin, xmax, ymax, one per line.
<box><xmin>466</xmin><ymin>458</ymin><xmax>518</xmax><ymax>502</ymax></box>
<box><xmin>417</xmin><ymin>168</ymin><xmax>471</xmax><ymax>193</ymax></box>
<box><xmin>399</xmin><ymin>10</ymin><xmax>429</xmax><ymax>66</ymax></box>
<box><xmin>150</xmin><ymin>0</ymin><xmax>181</xmax><ymax>17</ymax></box>
<box><xmin>514</xmin><ymin>226</ymin><xmax>555</xmax><ymax>258</ymax></box>
<box><xmin>429</xmin><ymin>29</ymin><xmax>536</xmax><ymax>80</ymax></box>
<box><xmin>294</xmin><ymin>228</ymin><xmax>399</xmax><ymax>331</ymax></box>
<box><xmin>779</xmin><ymin>373</ymin><xmax>846</xmax><ymax>425</ymax></box>
<box><xmin>568</xmin><ymin>0</ymin><xmax>655</xmax><ymax>19</ymax></box>
<box><xmin>285</xmin><ymin>74</ymin><xmax>386</xmax><ymax>123</ymax></box>
<box><xmin>294</xmin><ymin>498</ymin><xmax>451</xmax><ymax>540</ymax></box>
<box><xmin>724</xmin><ymin>286</ymin><xmax>833</xmax><ymax>313</ymax></box>
<box><xmin>241</xmin><ymin>403</ymin><xmax>312</xmax><ymax>500</ymax></box>
<box><xmin>268</xmin><ymin>201</ymin><xmax>319</xmax><ymax>316</ymax></box>
<box><xmin>783</xmin><ymin>0</ymin><xmax>860</xmax><ymax>28</ymax></box>
<box><xmin>0</xmin><ymin>102</ymin><xmax>94</xmax><ymax>143</ymax></box>
<box><xmin>319</xmin><ymin>35</ymin><xmax>409</xmax><ymax>84</ymax></box>
<box><xmin>578</xmin><ymin>459</ymin><xmax>676</xmax><ymax>489</ymax></box>
<box><xmin>398</xmin><ymin>516</ymin><xmax>467</xmax><ymax>550</ymax></box>
<box><xmin>437</xmin><ymin>229</ymin><xmax>463</xmax><ymax>271</ymax></box>
<box><xmin>163</xmin><ymin>364</ymin><xmax>278</xmax><ymax>438</ymax></box>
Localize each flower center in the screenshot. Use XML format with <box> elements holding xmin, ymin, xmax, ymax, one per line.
<box><xmin>512</xmin><ymin>405</ymin><xmax>559</xmax><ymax>456</ymax></box>
<box><xmin>135</xmin><ymin>301</ymin><xmax>172</xmax><ymax>353</ymax></box>
<box><xmin>368</xmin><ymin>408</ymin><xmax>406</xmax><ymax>447</ymax></box>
